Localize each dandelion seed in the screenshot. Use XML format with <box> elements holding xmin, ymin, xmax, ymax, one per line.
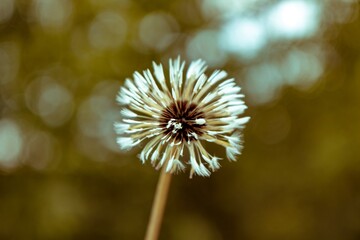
<box><xmin>115</xmin><ymin>57</ymin><xmax>250</xmax><ymax>178</ymax></box>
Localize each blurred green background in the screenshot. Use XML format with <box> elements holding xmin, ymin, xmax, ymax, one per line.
<box><xmin>1</xmin><ymin>0</ymin><xmax>360</xmax><ymax>239</ymax></box>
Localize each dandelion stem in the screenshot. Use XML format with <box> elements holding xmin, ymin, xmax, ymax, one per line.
<box><xmin>145</xmin><ymin>167</ymin><xmax>172</xmax><ymax>240</ymax></box>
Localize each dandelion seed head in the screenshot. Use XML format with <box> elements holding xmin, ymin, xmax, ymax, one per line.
<box><xmin>115</xmin><ymin>57</ymin><xmax>250</xmax><ymax>177</ymax></box>
<box><xmin>159</xmin><ymin>100</ymin><xmax>206</xmax><ymax>143</ymax></box>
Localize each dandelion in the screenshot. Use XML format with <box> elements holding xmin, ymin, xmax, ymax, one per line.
<box><xmin>115</xmin><ymin>57</ymin><xmax>250</xmax><ymax>240</ymax></box>
<box><xmin>115</xmin><ymin>57</ymin><xmax>250</xmax><ymax>178</ymax></box>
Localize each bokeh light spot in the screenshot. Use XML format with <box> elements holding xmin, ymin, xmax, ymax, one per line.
<box><xmin>219</xmin><ymin>17</ymin><xmax>267</xmax><ymax>59</ymax></box>
<box><xmin>201</xmin><ymin>0</ymin><xmax>258</xmax><ymax>19</ymax></box>
<box><xmin>0</xmin><ymin>119</ymin><xmax>23</xmax><ymax>167</ymax></box>
<box><xmin>76</xmin><ymin>81</ymin><xmax>120</xmax><ymax>161</ymax></box>
<box><xmin>0</xmin><ymin>0</ymin><xmax>14</xmax><ymax>24</ymax></box>
<box><xmin>25</xmin><ymin>77</ymin><xmax>74</xmax><ymax>127</ymax></box>
<box><xmin>34</xmin><ymin>0</ymin><xmax>73</xmax><ymax>31</ymax></box>
<box><xmin>245</xmin><ymin>63</ymin><xmax>283</xmax><ymax>105</ymax></box>
<box><xmin>88</xmin><ymin>11</ymin><xmax>127</xmax><ymax>50</ymax></box>
<box><xmin>266</xmin><ymin>0</ymin><xmax>320</xmax><ymax>39</ymax></box>
<box><xmin>282</xmin><ymin>48</ymin><xmax>324</xmax><ymax>89</ymax></box>
<box><xmin>38</xmin><ymin>83</ymin><xmax>74</xmax><ymax>127</ymax></box>
<box><xmin>187</xmin><ymin>30</ymin><xmax>226</xmax><ymax>66</ymax></box>
<box><xmin>138</xmin><ymin>12</ymin><xmax>179</xmax><ymax>51</ymax></box>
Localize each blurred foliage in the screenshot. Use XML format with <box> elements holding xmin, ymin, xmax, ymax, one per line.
<box><xmin>0</xmin><ymin>0</ymin><xmax>360</xmax><ymax>239</ymax></box>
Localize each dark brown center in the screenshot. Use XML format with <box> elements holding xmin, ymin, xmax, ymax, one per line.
<box><xmin>159</xmin><ymin>100</ymin><xmax>205</xmax><ymax>142</ymax></box>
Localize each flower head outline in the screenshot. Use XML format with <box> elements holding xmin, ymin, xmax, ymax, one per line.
<box><xmin>115</xmin><ymin>57</ymin><xmax>250</xmax><ymax>178</ymax></box>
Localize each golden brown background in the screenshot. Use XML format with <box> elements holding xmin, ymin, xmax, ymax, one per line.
<box><xmin>0</xmin><ymin>0</ymin><xmax>360</xmax><ymax>239</ymax></box>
